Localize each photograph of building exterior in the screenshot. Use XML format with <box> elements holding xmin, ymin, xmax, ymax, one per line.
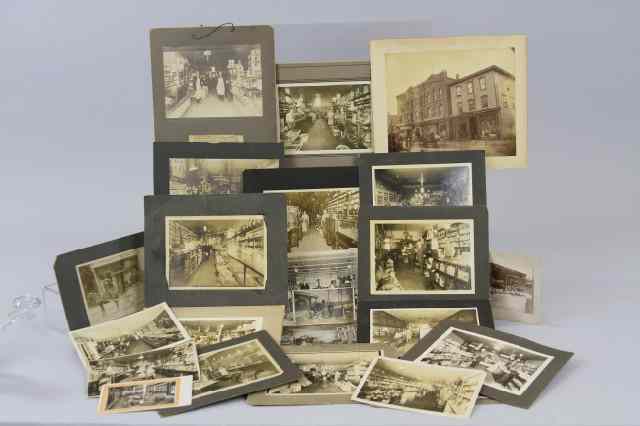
<box><xmin>179</xmin><ymin>318</ymin><xmax>262</xmax><ymax>350</ymax></box>
<box><xmin>101</xmin><ymin>378</ymin><xmax>179</xmax><ymax>413</ymax></box>
<box><xmin>370</xmin><ymin>308</ymin><xmax>479</xmax><ymax>355</ymax></box>
<box><xmin>166</xmin><ymin>216</ymin><xmax>266</xmax><ymax>289</ymax></box>
<box><xmin>417</xmin><ymin>327</ymin><xmax>553</xmax><ymax>395</ymax></box>
<box><xmin>169</xmin><ymin>158</ymin><xmax>278</xmax><ymax>195</ymax></box>
<box><xmin>490</xmin><ymin>254</ymin><xmax>537</xmax><ymax>320</ymax></box>
<box><xmin>384</xmin><ymin>49</ymin><xmax>516</xmax><ymax>156</ymax></box>
<box><xmin>268</xmin><ymin>351</ymin><xmax>377</xmax><ymax>395</ymax></box>
<box><xmin>372</xmin><ymin>163</ymin><xmax>473</xmax><ymax>207</ymax></box>
<box><xmin>278</xmin><ymin>82</ymin><xmax>371</xmax><ymax>154</ymax></box>
<box><xmin>87</xmin><ymin>342</ymin><xmax>200</xmax><ymax>397</ymax></box>
<box><xmin>353</xmin><ymin>357</ymin><xmax>484</xmax><ymax>417</ymax></box>
<box><xmin>371</xmin><ymin>220</ymin><xmax>474</xmax><ymax>294</ymax></box>
<box><xmin>281</xmin><ymin>323</ymin><xmax>357</xmax><ymax>346</ymax></box>
<box><xmin>286</xmin><ymin>288</ymin><xmax>355</xmax><ymax>326</ymax></box>
<box><xmin>193</xmin><ymin>340</ymin><xmax>282</xmax><ymax>398</ymax></box>
<box><xmin>76</xmin><ymin>248</ymin><xmax>145</xmax><ymax>325</ymax></box>
<box><xmin>163</xmin><ymin>44</ymin><xmax>263</xmax><ymax>118</ymax></box>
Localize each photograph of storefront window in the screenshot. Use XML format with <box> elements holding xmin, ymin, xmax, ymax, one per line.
<box><xmin>193</xmin><ymin>340</ymin><xmax>282</xmax><ymax>398</ymax></box>
<box><xmin>285</xmin><ymin>288</ymin><xmax>355</xmax><ymax>326</ymax></box>
<box><xmin>102</xmin><ymin>378</ymin><xmax>178</xmax><ymax>412</ymax></box>
<box><xmin>353</xmin><ymin>357</ymin><xmax>485</xmax><ymax>418</ymax></box>
<box><xmin>490</xmin><ymin>255</ymin><xmax>536</xmax><ymax>318</ymax></box>
<box><xmin>76</xmin><ymin>248</ymin><xmax>145</xmax><ymax>325</ymax></box>
<box><xmin>268</xmin><ymin>351</ymin><xmax>376</xmax><ymax>396</ymax></box>
<box><xmin>417</xmin><ymin>327</ymin><xmax>553</xmax><ymax>395</ymax></box>
<box><xmin>179</xmin><ymin>318</ymin><xmax>263</xmax><ymax>350</ymax></box>
<box><xmin>166</xmin><ymin>216</ymin><xmax>266</xmax><ymax>290</ymax></box>
<box><xmin>372</xmin><ymin>163</ymin><xmax>472</xmax><ymax>207</ymax></box>
<box><xmin>371</xmin><ymin>220</ymin><xmax>474</xmax><ymax>294</ymax></box>
<box><xmin>169</xmin><ymin>158</ymin><xmax>278</xmax><ymax>195</ymax></box>
<box><xmin>163</xmin><ymin>44</ymin><xmax>263</xmax><ymax>118</ymax></box>
<box><xmin>385</xmin><ymin>49</ymin><xmax>516</xmax><ymax>156</ymax></box>
<box><xmin>278</xmin><ymin>82</ymin><xmax>371</xmax><ymax>155</ymax></box>
<box><xmin>370</xmin><ymin>308</ymin><xmax>479</xmax><ymax>356</ymax></box>
<box><xmin>281</xmin><ymin>323</ymin><xmax>357</xmax><ymax>346</ymax></box>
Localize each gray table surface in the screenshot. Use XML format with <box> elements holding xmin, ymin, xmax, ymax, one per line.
<box><xmin>1</xmin><ymin>1</ymin><xmax>639</xmax><ymax>425</ymax></box>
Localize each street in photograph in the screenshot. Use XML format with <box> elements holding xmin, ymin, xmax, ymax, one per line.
<box><xmin>179</xmin><ymin>318</ymin><xmax>262</xmax><ymax>350</ymax></box>
<box><xmin>281</xmin><ymin>324</ymin><xmax>356</xmax><ymax>346</ymax></box>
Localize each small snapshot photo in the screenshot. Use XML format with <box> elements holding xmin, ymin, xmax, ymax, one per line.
<box><xmin>352</xmin><ymin>357</ymin><xmax>485</xmax><ymax>418</ymax></box>
<box><xmin>417</xmin><ymin>327</ymin><xmax>553</xmax><ymax>395</ymax></box>
<box><xmin>179</xmin><ymin>317</ymin><xmax>263</xmax><ymax>350</ymax></box>
<box><xmin>282</xmin><ymin>324</ymin><xmax>357</xmax><ymax>346</ymax></box>
<box><xmin>98</xmin><ymin>376</ymin><xmax>192</xmax><ymax>414</ymax></box>
<box><xmin>286</xmin><ymin>288</ymin><xmax>356</xmax><ymax>326</ymax></box>
<box><xmin>490</xmin><ymin>253</ymin><xmax>539</xmax><ymax>323</ymax></box>
<box><xmin>166</xmin><ymin>215</ymin><xmax>266</xmax><ymax>290</ymax></box>
<box><xmin>163</xmin><ymin>45</ymin><xmax>263</xmax><ymax>118</ymax></box>
<box><xmin>370</xmin><ymin>308</ymin><xmax>479</xmax><ymax>356</ymax></box>
<box><xmin>372</xmin><ymin>163</ymin><xmax>472</xmax><ymax>207</ymax></box>
<box><xmin>193</xmin><ymin>339</ymin><xmax>282</xmax><ymax>398</ymax></box>
<box><xmin>278</xmin><ymin>82</ymin><xmax>372</xmax><ymax>155</ymax></box>
<box><xmin>76</xmin><ymin>248</ymin><xmax>145</xmax><ymax>325</ymax></box>
<box><xmin>169</xmin><ymin>158</ymin><xmax>278</xmax><ymax>195</ymax></box>
<box><xmin>371</xmin><ymin>220</ymin><xmax>475</xmax><ymax>294</ymax></box>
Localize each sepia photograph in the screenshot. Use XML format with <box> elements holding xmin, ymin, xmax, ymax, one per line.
<box><xmin>371</xmin><ymin>220</ymin><xmax>475</xmax><ymax>294</ymax></box>
<box><xmin>97</xmin><ymin>376</ymin><xmax>192</xmax><ymax>414</ymax></box>
<box><xmin>70</xmin><ymin>303</ymin><xmax>190</xmax><ymax>367</ymax></box>
<box><xmin>372</xmin><ymin>163</ymin><xmax>472</xmax><ymax>207</ymax></box>
<box><xmin>281</xmin><ymin>323</ymin><xmax>357</xmax><ymax>346</ymax></box>
<box><xmin>179</xmin><ymin>317</ymin><xmax>263</xmax><ymax>350</ymax></box>
<box><xmin>169</xmin><ymin>158</ymin><xmax>278</xmax><ymax>195</ymax></box>
<box><xmin>166</xmin><ymin>215</ymin><xmax>266</xmax><ymax>290</ymax></box>
<box><xmin>370</xmin><ymin>308</ymin><xmax>479</xmax><ymax>355</ymax></box>
<box><xmin>416</xmin><ymin>327</ymin><xmax>553</xmax><ymax>396</ymax></box>
<box><xmin>490</xmin><ymin>252</ymin><xmax>540</xmax><ymax>323</ymax></box>
<box><xmin>278</xmin><ymin>82</ymin><xmax>372</xmax><ymax>155</ymax></box>
<box><xmin>75</xmin><ymin>248</ymin><xmax>145</xmax><ymax>325</ymax></box>
<box><xmin>87</xmin><ymin>342</ymin><xmax>200</xmax><ymax>397</ymax></box>
<box><xmin>353</xmin><ymin>357</ymin><xmax>485</xmax><ymax>418</ymax></box>
<box><xmin>193</xmin><ymin>339</ymin><xmax>282</xmax><ymax>398</ymax></box>
<box><xmin>285</xmin><ymin>288</ymin><xmax>355</xmax><ymax>326</ymax></box>
<box><xmin>288</xmin><ymin>250</ymin><xmax>357</xmax><ymax>291</ymax></box>
<box><xmin>163</xmin><ymin>44</ymin><xmax>263</xmax><ymax>118</ymax></box>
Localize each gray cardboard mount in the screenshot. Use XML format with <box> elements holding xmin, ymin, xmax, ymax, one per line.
<box><xmin>150</xmin><ymin>25</ymin><xmax>277</xmax><ymax>143</ymax></box>
<box><xmin>144</xmin><ymin>194</ymin><xmax>287</xmax><ymax>307</ymax></box>
<box><xmin>401</xmin><ymin>321</ymin><xmax>574</xmax><ymax>409</ymax></box>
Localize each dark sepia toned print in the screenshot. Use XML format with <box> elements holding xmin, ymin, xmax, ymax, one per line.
<box><xmin>165</xmin><ymin>216</ymin><xmax>266</xmax><ymax>290</ymax></box>
<box><xmin>371</xmin><ymin>220</ymin><xmax>475</xmax><ymax>295</ymax></box>
<box><xmin>179</xmin><ymin>317</ymin><xmax>263</xmax><ymax>350</ymax></box>
<box><xmin>372</xmin><ymin>163</ymin><xmax>472</xmax><ymax>207</ymax></box>
<box><xmin>163</xmin><ymin>45</ymin><xmax>263</xmax><ymax>118</ymax></box>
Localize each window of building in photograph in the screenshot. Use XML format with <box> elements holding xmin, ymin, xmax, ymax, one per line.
<box><xmin>467</xmin><ymin>82</ymin><xmax>474</xmax><ymax>95</ymax></box>
<box><xmin>456</xmin><ymin>86</ymin><xmax>462</xmax><ymax>97</ymax></box>
<box><xmin>502</xmin><ymin>93</ymin><xmax>509</xmax><ymax>108</ymax></box>
<box><xmin>481</xmin><ymin>95</ymin><xmax>489</xmax><ymax>108</ymax></box>
<box><xmin>479</xmin><ymin>77</ymin><xmax>486</xmax><ymax>90</ymax></box>
<box><xmin>439</xmin><ymin>87</ymin><xmax>444</xmax><ymax>99</ymax></box>
<box><xmin>438</xmin><ymin>103</ymin><xmax>443</xmax><ymax>116</ymax></box>
<box><xmin>457</xmin><ymin>101</ymin><xmax>463</xmax><ymax>114</ymax></box>
<box><xmin>468</xmin><ymin>98</ymin><xmax>476</xmax><ymax>111</ymax></box>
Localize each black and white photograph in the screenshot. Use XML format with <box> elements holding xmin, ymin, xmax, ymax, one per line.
<box><xmin>352</xmin><ymin>357</ymin><xmax>485</xmax><ymax>418</ymax></box>
<box><xmin>370</xmin><ymin>36</ymin><xmax>527</xmax><ymax>168</ymax></box>
<box><xmin>288</xmin><ymin>250</ymin><xmax>357</xmax><ymax>291</ymax></box>
<box><xmin>163</xmin><ymin>45</ymin><xmax>263</xmax><ymax>119</ymax></box>
<box><xmin>193</xmin><ymin>339</ymin><xmax>282</xmax><ymax>398</ymax></box>
<box><xmin>179</xmin><ymin>317</ymin><xmax>263</xmax><ymax>350</ymax></box>
<box><xmin>281</xmin><ymin>324</ymin><xmax>357</xmax><ymax>346</ymax></box>
<box><xmin>372</xmin><ymin>163</ymin><xmax>472</xmax><ymax>207</ymax></box>
<box><xmin>75</xmin><ymin>248</ymin><xmax>145</xmax><ymax>326</ymax></box>
<box><xmin>490</xmin><ymin>252</ymin><xmax>540</xmax><ymax>323</ymax></box>
<box><xmin>70</xmin><ymin>303</ymin><xmax>190</xmax><ymax>367</ymax></box>
<box><xmin>169</xmin><ymin>158</ymin><xmax>278</xmax><ymax>195</ymax></box>
<box><xmin>97</xmin><ymin>376</ymin><xmax>192</xmax><ymax>414</ymax></box>
<box><xmin>87</xmin><ymin>342</ymin><xmax>200</xmax><ymax>397</ymax></box>
<box><xmin>370</xmin><ymin>308</ymin><xmax>479</xmax><ymax>355</ymax></box>
<box><xmin>278</xmin><ymin>82</ymin><xmax>371</xmax><ymax>155</ymax></box>
<box><xmin>166</xmin><ymin>215</ymin><xmax>266</xmax><ymax>290</ymax></box>
<box><xmin>371</xmin><ymin>220</ymin><xmax>475</xmax><ymax>294</ymax></box>
<box><xmin>285</xmin><ymin>288</ymin><xmax>355</xmax><ymax>326</ymax></box>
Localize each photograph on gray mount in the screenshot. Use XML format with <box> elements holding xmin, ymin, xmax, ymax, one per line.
<box><xmin>163</xmin><ymin>44</ymin><xmax>263</xmax><ymax>118</ymax></box>
<box><xmin>166</xmin><ymin>216</ymin><xmax>266</xmax><ymax>290</ymax></box>
<box><xmin>285</xmin><ymin>288</ymin><xmax>356</xmax><ymax>326</ymax></box>
<box><xmin>279</xmin><ymin>82</ymin><xmax>371</xmax><ymax>154</ymax></box>
<box><xmin>179</xmin><ymin>318</ymin><xmax>262</xmax><ymax>350</ymax></box>
<box><xmin>281</xmin><ymin>323</ymin><xmax>357</xmax><ymax>346</ymax></box>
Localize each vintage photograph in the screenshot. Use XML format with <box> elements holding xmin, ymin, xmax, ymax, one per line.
<box><xmin>416</xmin><ymin>327</ymin><xmax>553</xmax><ymax>395</ymax></box>
<box><xmin>169</xmin><ymin>158</ymin><xmax>278</xmax><ymax>195</ymax></box>
<box><xmin>179</xmin><ymin>317</ymin><xmax>263</xmax><ymax>350</ymax></box>
<box><xmin>70</xmin><ymin>303</ymin><xmax>190</xmax><ymax>366</ymax></box>
<box><xmin>166</xmin><ymin>215</ymin><xmax>266</xmax><ymax>290</ymax></box>
<box><xmin>288</xmin><ymin>250</ymin><xmax>357</xmax><ymax>291</ymax></box>
<box><xmin>352</xmin><ymin>357</ymin><xmax>485</xmax><ymax>418</ymax></box>
<box><xmin>285</xmin><ymin>288</ymin><xmax>355</xmax><ymax>326</ymax></box>
<box><xmin>281</xmin><ymin>324</ymin><xmax>357</xmax><ymax>346</ymax></box>
<box><xmin>163</xmin><ymin>44</ymin><xmax>263</xmax><ymax>118</ymax></box>
<box><xmin>372</xmin><ymin>163</ymin><xmax>472</xmax><ymax>207</ymax></box>
<box><xmin>76</xmin><ymin>248</ymin><xmax>144</xmax><ymax>325</ymax></box>
<box><xmin>98</xmin><ymin>376</ymin><xmax>192</xmax><ymax>414</ymax></box>
<box><xmin>370</xmin><ymin>308</ymin><xmax>479</xmax><ymax>355</ymax></box>
<box><xmin>278</xmin><ymin>82</ymin><xmax>371</xmax><ymax>155</ymax></box>
<box><xmin>193</xmin><ymin>339</ymin><xmax>282</xmax><ymax>398</ymax></box>
<box><xmin>371</xmin><ymin>220</ymin><xmax>475</xmax><ymax>294</ymax></box>
<box><xmin>87</xmin><ymin>342</ymin><xmax>200</xmax><ymax>397</ymax></box>
<box><xmin>490</xmin><ymin>253</ymin><xmax>540</xmax><ymax>323</ymax></box>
